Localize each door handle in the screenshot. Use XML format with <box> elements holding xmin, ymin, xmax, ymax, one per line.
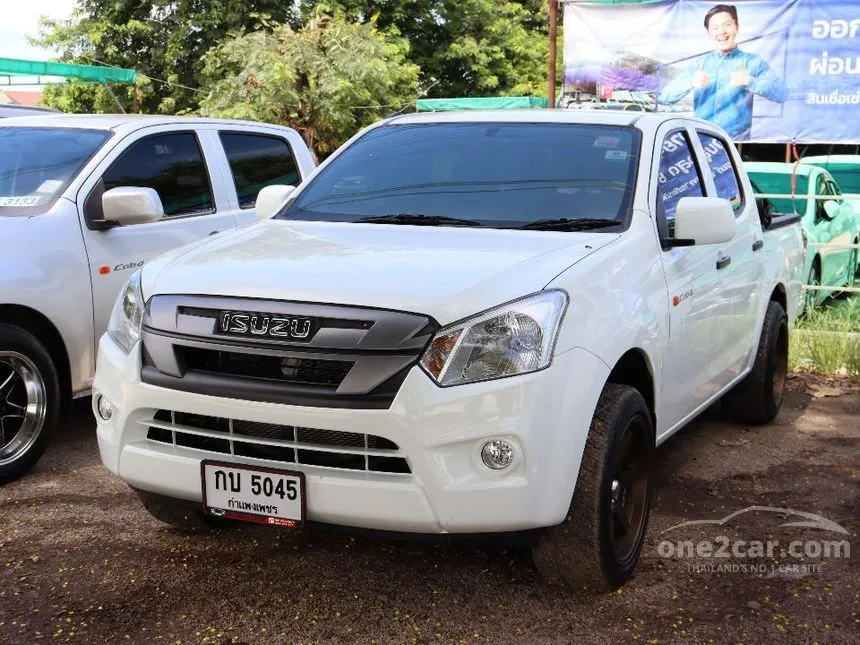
<box><xmin>716</xmin><ymin>255</ymin><xmax>732</xmax><ymax>270</ymax></box>
<box><xmin>752</xmin><ymin>239</ymin><xmax>764</xmax><ymax>252</ymax></box>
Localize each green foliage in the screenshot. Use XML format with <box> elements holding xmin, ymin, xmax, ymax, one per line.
<box><xmin>33</xmin><ymin>1</ymin><xmax>558</xmax><ymax>145</ymax></box>
<box><xmin>790</xmin><ymin>296</ymin><xmax>860</xmax><ymax>381</ymax></box>
<box><xmin>302</xmin><ymin>1</ymin><xmax>552</xmax><ymax>97</ymax></box>
<box><xmin>34</xmin><ymin>1</ymin><xmax>298</xmax><ymax>114</ymax></box>
<box><xmin>197</xmin><ymin>13</ymin><xmax>419</xmax><ymax>157</ymax></box>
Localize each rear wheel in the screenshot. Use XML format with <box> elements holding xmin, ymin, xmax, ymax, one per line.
<box><xmin>531</xmin><ymin>384</ymin><xmax>654</xmax><ymax>592</ymax></box>
<box><xmin>722</xmin><ymin>301</ymin><xmax>788</xmax><ymax>425</ymax></box>
<box><xmin>0</xmin><ymin>324</ymin><xmax>59</xmax><ymax>484</ymax></box>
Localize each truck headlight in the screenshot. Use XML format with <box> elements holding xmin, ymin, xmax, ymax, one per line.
<box><xmin>420</xmin><ymin>291</ymin><xmax>568</xmax><ymax>387</ymax></box>
<box><xmin>107</xmin><ymin>270</ymin><xmax>145</xmax><ymax>353</ymax></box>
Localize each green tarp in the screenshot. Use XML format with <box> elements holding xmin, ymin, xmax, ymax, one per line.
<box><xmin>0</xmin><ymin>58</ymin><xmax>136</xmax><ymax>84</ymax></box>
<box><xmin>415</xmin><ymin>96</ymin><xmax>549</xmax><ymax>111</ymax></box>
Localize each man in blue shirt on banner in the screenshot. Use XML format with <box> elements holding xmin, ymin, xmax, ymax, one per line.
<box><xmin>659</xmin><ymin>4</ymin><xmax>788</xmax><ymax>140</ymax></box>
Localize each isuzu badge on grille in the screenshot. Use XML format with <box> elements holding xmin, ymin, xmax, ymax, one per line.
<box><xmin>219</xmin><ymin>312</ymin><xmax>316</xmax><ymax>340</ymax></box>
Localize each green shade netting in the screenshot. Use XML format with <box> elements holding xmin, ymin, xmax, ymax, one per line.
<box><xmin>416</xmin><ymin>97</ymin><xmax>549</xmax><ymax>111</ymax></box>
<box><xmin>0</xmin><ymin>58</ymin><xmax>136</xmax><ymax>84</ymax></box>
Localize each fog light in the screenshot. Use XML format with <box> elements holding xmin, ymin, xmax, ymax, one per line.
<box><xmin>96</xmin><ymin>395</ymin><xmax>113</xmax><ymax>421</ymax></box>
<box><xmin>481</xmin><ymin>440</ymin><xmax>514</xmax><ymax>470</ymax></box>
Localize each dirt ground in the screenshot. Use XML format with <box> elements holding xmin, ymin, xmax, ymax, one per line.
<box><xmin>1</xmin><ymin>373</ymin><xmax>857</xmax><ymax>644</ymax></box>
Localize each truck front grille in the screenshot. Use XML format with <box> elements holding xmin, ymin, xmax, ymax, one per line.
<box><xmin>140</xmin><ymin>295</ymin><xmax>439</xmax><ymax>410</ymax></box>
<box><xmin>175</xmin><ymin>347</ymin><xmax>354</xmax><ymax>387</ymax></box>
<box><xmin>143</xmin><ymin>410</ymin><xmax>411</xmax><ymax>475</ymax></box>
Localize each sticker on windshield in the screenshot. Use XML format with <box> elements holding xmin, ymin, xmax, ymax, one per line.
<box><xmin>605</xmin><ymin>150</ymin><xmax>629</xmax><ymax>160</ymax></box>
<box><xmin>593</xmin><ymin>136</ymin><xmax>620</xmax><ymax>148</ymax></box>
<box><xmin>36</xmin><ymin>179</ymin><xmax>64</xmax><ymax>193</ymax></box>
<box><xmin>0</xmin><ymin>196</ymin><xmax>42</xmax><ymax>207</ymax></box>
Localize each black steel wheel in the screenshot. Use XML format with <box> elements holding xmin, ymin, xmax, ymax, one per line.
<box><xmin>722</xmin><ymin>300</ymin><xmax>788</xmax><ymax>425</ymax></box>
<box><xmin>609</xmin><ymin>414</ymin><xmax>652</xmax><ymax>567</ymax></box>
<box><xmin>532</xmin><ymin>383</ymin><xmax>654</xmax><ymax>592</ymax></box>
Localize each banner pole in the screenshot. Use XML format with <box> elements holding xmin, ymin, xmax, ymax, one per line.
<box><xmin>549</xmin><ymin>0</ymin><xmax>558</xmax><ymax>108</ymax></box>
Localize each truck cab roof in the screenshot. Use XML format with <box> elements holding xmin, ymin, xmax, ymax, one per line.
<box><xmin>0</xmin><ymin>104</ymin><xmax>61</xmax><ymax>118</ymax></box>
<box><xmin>386</xmin><ymin>109</ymin><xmax>718</xmax><ymax>132</ymax></box>
<box><xmin>0</xmin><ymin>113</ymin><xmax>299</xmax><ymax>135</ymax></box>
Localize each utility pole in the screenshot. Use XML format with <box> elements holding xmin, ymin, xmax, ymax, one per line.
<box><xmin>549</xmin><ymin>0</ymin><xmax>558</xmax><ymax>108</ymax></box>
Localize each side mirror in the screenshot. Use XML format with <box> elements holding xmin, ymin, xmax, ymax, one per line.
<box><xmin>822</xmin><ymin>200</ymin><xmax>840</xmax><ymax>220</ymax></box>
<box><xmin>674</xmin><ymin>196</ymin><xmax>737</xmax><ymax>245</ymax></box>
<box><xmin>255</xmin><ymin>184</ymin><xmax>295</xmax><ymax>221</ymax></box>
<box><xmin>102</xmin><ymin>187</ymin><xmax>164</xmax><ymax>226</ymax></box>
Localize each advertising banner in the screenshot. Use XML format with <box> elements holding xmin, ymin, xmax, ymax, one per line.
<box><xmin>561</xmin><ymin>0</ymin><xmax>860</xmax><ymax>143</ymax></box>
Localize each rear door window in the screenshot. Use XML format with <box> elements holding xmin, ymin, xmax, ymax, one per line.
<box><xmin>697</xmin><ymin>132</ymin><xmax>744</xmax><ymax>214</ymax></box>
<box><xmin>219</xmin><ymin>133</ymin><xmax>300</xmax><ymax>208</ymax></box>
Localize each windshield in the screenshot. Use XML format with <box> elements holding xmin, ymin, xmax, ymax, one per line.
<box><xmin>0</xmin><ymin>127</ymin><xmax>111</xmax><ymax>217</ymax></box>
<box><xmin>278</xmin><ymin>123</ymin><xmax>640</xmax><ymax>229</ymax></box>
<box><xmin>747</xmin><ymin>171</ymin><xmax>809</xmax><ymax>216</ymax></box>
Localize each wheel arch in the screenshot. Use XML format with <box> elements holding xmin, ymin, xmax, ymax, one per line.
<box><xmin>812</xmin><ymin>253</ymin><xmax>822</xmax><ymax>274</ymax></box>
<box><xmin>769</xmin><ymin>282</ymin><xmax>787</xmax><ymax>313</ymax></box>
<box><xmin>606</xmin><ymin>348</ymin><xmax>656</xmax><ymax>437</ymax></box>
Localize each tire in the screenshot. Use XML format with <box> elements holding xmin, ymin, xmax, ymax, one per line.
<box><xmin>721</xmin><ymin>300</ymin><xmax>788</xmax><ymax>425</ymax></box>
<box><xmin>804</xmin><ymin>261</ymin><xmax>821</xmax><ymax>314</ymax></box>
<box><xmin>133</xmin><ymin>487</ymin><xmax>234</xmax><ymax>533</ymax></box>
<box><xmin>0</xmin><ymin>324</ymin><xmax>60</xmax><ymax>484</ymax></box>
<box><xmin>847</xmin><ymin>243</ymin><xmax>858</xmax><ymax>288</ymax></box>
<box><xmin>532</xmin><ymin>384</ymin><xmax>654</xmax><ymax>592</ymax></box>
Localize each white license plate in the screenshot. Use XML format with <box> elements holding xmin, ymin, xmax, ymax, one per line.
<box><xmin>201</xmin><ymin>461</ymin><xmax>305</xmax><ymax>528</ymax></box>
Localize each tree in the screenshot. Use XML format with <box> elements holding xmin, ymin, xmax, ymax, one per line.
<box><xmin>35</xmin><ymin>1</ymin><xmax>299</xmax><ymax>114</ymax></box>
<box><xmin>34</xmin><ymin>0</ymin><xmax>556</xmax><ymax>115</ymax></box>
<box><xmin>197</xmin><ymin>13</ymin><xmax>420</xmax><ymax>157</ymax></box>
<box><xmin>301</xmin><ymin>1</ymin><xmax>551</xmax><ymax>98</ymax></box>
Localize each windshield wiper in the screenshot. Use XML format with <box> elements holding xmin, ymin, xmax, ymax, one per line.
<box><xmin>517</xmin><ymin>218</ymin><xmax>622</xmax><ymax>231</ymax></box>
<box><xmin>355</xmin><ymin>213</ymin><xmax>483</xmax><ymax>227</ymax></box>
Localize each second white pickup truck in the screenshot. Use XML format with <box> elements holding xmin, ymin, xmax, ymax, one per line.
<box><xmin>94</xmin><ymin>111</ymin><xmax>805</xmax><ymax>591</ymax></box>
<box><xmin>0</xmin><ymin>115</ymin><xmax>315</xmax><ymax>483</ymax></box>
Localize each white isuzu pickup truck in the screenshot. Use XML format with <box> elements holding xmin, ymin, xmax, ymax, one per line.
<box><xmin>0</xmin><ymin>115</ymin><xmax>315</xmax><ymax>483</ymax></box>
<box><xmin>94</xmin><ymin>111</ymin><xmax>805</xmax><ymax>591</ymax></box>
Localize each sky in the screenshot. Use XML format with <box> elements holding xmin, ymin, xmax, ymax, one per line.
<box><xmin>2</xmin><ymin>0</ymin><xmax>76</xmax><ymax>61</ymax></box>
<box><xmin>1</xmin><ymin>1</ymin><xmax>77</xmax><ymax>91</ymax></box>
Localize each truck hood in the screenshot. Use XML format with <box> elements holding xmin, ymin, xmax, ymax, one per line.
<box><xmin>142</xmin><ymin>220</ymin><xmax>618</xmax><ymax>325</ymax></box>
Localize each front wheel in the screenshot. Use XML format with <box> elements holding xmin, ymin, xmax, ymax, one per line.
<box><xmin>531</xmin><ymin>384</ymin><xmax>654</xmax><ymax>592</ymax></box>
<box><xmin>804</xmin><ymin>262</ymin><xmax>821</xmax><ymax>314</ymax></box>
<box><xmin>846</xmin><ymin>243</ymin><xmax>858</xmax><ymax>288</ymax></box>
<box><xmin>721</xmin><ymin>301</ymin><xmax>788</xmax><ymax>425</ymax></box>
<box><xmin>0</xmin><ymin>324</ymin><xmax>60</xmax><ymax>484</ymax></box>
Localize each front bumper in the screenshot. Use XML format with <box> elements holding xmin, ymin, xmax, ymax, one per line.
<box><xmin>94</xmin><ymin>334</ymin><xmax>610</xmax><ymax>533</ymax></box>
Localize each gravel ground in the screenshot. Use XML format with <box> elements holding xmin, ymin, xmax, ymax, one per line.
<box><xmin>1</xmin><ymin>373</ymin><xmax>857</xmax><ymax>644</ymax></box>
